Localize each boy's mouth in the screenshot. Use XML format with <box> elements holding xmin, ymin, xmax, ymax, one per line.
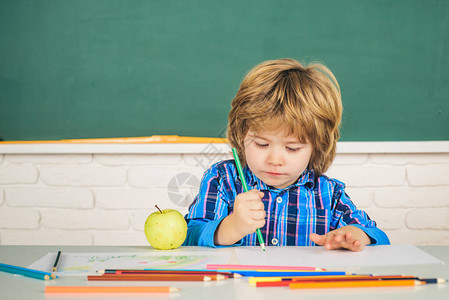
<box><xmin>266</xmin><ymin>172</ymin><xmax>284</xmax><ymax>176</ymax></box>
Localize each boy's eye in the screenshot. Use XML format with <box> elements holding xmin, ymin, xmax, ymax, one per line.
<box><xmin>286</xmin><ymin>147</ymin><xmax>300</xmax><ymax>152</ymax></box>
<box><xmin>254</xmin><ymin>142</ymin><xmax>268</xmax><ymax>148</ymax></box>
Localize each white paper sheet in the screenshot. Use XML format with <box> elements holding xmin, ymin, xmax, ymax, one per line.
<box><xmin>27</xmin><ymin>249</ymin><xmax>232</xmax><ymax>276</ymax></box>
<box><xmin>234</xmin><ymin>245</ymin><xmax>443</xmax><ymax>268</ymax></box>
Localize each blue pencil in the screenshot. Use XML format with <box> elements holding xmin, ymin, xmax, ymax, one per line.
<box><xmin>0</xmin><ymin>262</ymin><xmax>55</xmax><ymax>280</ymax></box>
<box><xmin>226</xmin><ymin>270</ymin><xmax>348</xmax><ymax>277</ymax></box>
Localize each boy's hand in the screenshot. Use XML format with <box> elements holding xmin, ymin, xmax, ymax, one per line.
<box><xmin>214</xmin><ymin>189</ymin><xmax>265</xmax><ymax>246</ymax></box>
<box><xmin>231</xmin><ymin>189</ymin><xmax>266</xmax><ymax>236</ymax></box>
<box><xmin>310</xmin><ymin>226</ymin><xmax>371</xmax><ymax>252</ymax></box>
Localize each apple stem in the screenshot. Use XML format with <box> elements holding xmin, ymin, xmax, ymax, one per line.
<box><xmin>155</xmin><ymin>205</ymin><xmax>163</xmax><ymax>213</ymax></box>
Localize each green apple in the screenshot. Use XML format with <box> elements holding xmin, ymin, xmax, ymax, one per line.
<box><xmin>144</xmin><ymin>205</ymin><xmax>187</xmax><ymax>250</ymax></box>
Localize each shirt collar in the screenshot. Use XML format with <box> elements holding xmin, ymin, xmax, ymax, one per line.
<box><xmin>242</xmin><ymin>166</ymin><xmax>315</xmax><ymax>192</ymax></box>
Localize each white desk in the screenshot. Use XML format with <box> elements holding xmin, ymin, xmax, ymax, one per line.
<box><xmin>0</xmin><ymin>246</ymin><xmax>448</xmax><ymax>300</ymax></box>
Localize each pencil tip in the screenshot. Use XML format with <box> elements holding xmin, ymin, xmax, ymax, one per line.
<box><xmin>170</xmin><ymin>288</ymin><xmax>181</xmax><ymax>292</ymax></box>
<box><xmin>261</xmin><ymin>244</ymin><xmax>266</xmax><ymax>251</ymax></box>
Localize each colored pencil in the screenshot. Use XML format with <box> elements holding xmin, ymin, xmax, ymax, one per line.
<box><xmin>0</xmin><ymin>262</ymin><xmax>55</xmax><ymax>280</ymax></box>
<box><xmin>257</xmin><ymin>277</ymin><xmax>447</xmax><ymax>287</ymax></box>
<box><xmin>248</xmin><ymin>275</ymin><xmax>367</xmax><ymax>285</ymax></box>
<box><xmin>102</xmin><ymin>269</ymin><xmax>242</xmax><ymax>278</ymax></box>
<box><xmin>289</xmin><ymin>279</ymin><xmax>423</xmax><ymax>289</ymax></box>
<box><xmin>103</xmin><ymin>269</ymin><xmax>237</xmax><ymax>278</ymax></box>
<box><xmin>88</xmin><ymin>274</ymin><xmax>213</xmax><ymax>281</ymax></box>
<box><xmin>52</xmin><ymin>251</ymin><xmax>62</xmax><ymax>272</ymax></box>
<box><xmin>224</xmin><ymin>270</ymin><xmax>348</xmax><ymax>277</ymax></box>
<box><xmin>45</xmin><ymin>286</ymin><xmax>180</xmax><ymax>293</ymax></box>
<box><xmin>100</xmin><ymin>268</ymin><xmax>212</xmax><ymax>274</ymax></box>
<box><xmin>256</xmin><ymin>281</ymin><xmax>292</xmax><ymax>287</ymax></box>
<box><xmin>256</xmin><ymin>276</ymin><xmax>405</xmax><ymax>287</ymax></box>
<box><xmin>207</xmin><ymin>264</ymin><xmax>323</xmax><ymax>271</ymax></box>
<box><xmin>290</xmin><ymin>275</ymin><xmax>448</xmax><ymax>284</ymax></box>
<box><xmin>232</xmin><ymin>148</ymin><xmax>266</xmax><ymax>251</ymax></box>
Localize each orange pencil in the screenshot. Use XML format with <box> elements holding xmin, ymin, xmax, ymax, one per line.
<box><xmin>88</xmin><ymin>274</ymin><xmax>212</xmax><ymax>281</ymax></box>
<box><xmin>45</xmin><ymin>286</ymin><xmax>179</xmax><ymax>293</ymax></box>
<box><xmin>289</xmin><ymin>279</ymin><xmax>422</xmax><ymax>289</ymax></box>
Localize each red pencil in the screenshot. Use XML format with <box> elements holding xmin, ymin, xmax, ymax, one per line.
<box><xmin>88</xmin><ymin>274</ymin><xmax>213</xmax><ymax>282</ymax></box>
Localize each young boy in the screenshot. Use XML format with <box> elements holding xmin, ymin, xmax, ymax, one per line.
<box><xmin>184</xmin><ymin>58</ymin><xmax>389</xmax><ymax>251</ymax></box>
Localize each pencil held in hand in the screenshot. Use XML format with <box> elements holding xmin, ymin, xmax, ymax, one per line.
<box><xmin>232</xmin><ymin>148</ymin><xmax>266</xmax><ymax>251</ymax></box>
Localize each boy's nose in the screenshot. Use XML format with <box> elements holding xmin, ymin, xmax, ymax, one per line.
<box><xmin>267</xmin><ymin>151</ymin><xmax>284</xmax><ymax>166</ymax></box>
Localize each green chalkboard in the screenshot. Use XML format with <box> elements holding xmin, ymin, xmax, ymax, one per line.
<box><xmin>1</xmin><ymin>0</ymin><xmax>448</xmax><ymax>141</ymax></box>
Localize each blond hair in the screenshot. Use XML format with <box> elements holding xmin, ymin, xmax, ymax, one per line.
<box><xmin>227</xmin><ymin>58</ymin><xmax>342</xmax><ymax>177</ymax></box>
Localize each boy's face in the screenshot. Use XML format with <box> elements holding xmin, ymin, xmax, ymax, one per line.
<box><xmin>244</xmin><ymin>128</ymin><xmax>313</xmax><ymax>189</ymax></box>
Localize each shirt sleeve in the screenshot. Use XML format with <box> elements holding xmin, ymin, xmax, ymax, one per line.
<box><xmin>331</xmin><ymin>184</ymin><xmax>390</xmax><ymax>245</ymax></box>
<box><xmin>183</xmin><ymin>164</ymin><xmax>241</xmax><ymax>248</ymax></box>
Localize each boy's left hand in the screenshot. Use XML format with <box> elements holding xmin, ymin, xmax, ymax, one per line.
<box><xmin>310</xmin><ymin>226</ymin><xmax>371</xmax><ymax>252</ymax></box>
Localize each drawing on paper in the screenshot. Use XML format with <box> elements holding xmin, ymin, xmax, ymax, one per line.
<box><xmin>28</xmin><ymin>252</ymin><xmax>231</xmax><ymax>275</ymax></box>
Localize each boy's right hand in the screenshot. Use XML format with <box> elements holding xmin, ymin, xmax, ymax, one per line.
<box><xmin>230</xmin><ymin>189</ymin><xmax>266</xmax><ymax>237</ymax></box>
<box><xmin>214</xmin><ymin>189</ymin><xmax>266</xmax><ymax>246</ymax></box>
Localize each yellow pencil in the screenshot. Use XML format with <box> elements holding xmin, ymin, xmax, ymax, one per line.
<box><xmin>289</xmin><ymin>279</ymin><xmax>422</xmax><ymax>289</ymax></box>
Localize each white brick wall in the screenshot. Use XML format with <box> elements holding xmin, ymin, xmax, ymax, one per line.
<box><xmin>0</xmin><ymin>145</ymin><xmax>448</xmax><ymax>246</ymax></box>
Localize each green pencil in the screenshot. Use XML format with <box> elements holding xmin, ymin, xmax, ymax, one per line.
<box><xmin>232</xmin><ymin>148</ymin><xmax>266</xmax><ymax>251</ymax></box>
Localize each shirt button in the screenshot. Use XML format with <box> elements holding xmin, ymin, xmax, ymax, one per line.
<box><xmin>271</xmin><ymin>238</ymin><xmax>279</xmax><ymax>245</ymax></box>
<box><xmin>276</xmin><ymin>196</ymin><xmax>282</xmax><ymax>203</ymax></box>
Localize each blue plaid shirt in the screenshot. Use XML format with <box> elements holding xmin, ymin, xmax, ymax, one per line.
<box><xmin>184</xmin><ymin>159</ymin><xmax>389</xmax><ymax>247</ymax></box>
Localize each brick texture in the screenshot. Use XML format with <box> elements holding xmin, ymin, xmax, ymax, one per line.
<box><xmin>40</xmin><ymin>165</ymin><xmax>127</xmax><ymax>186</ymax></box>
<box><xmin>0</xmin><ymin>164</ymin><xmax>38</xmax><ymax>184</ymax></box>
<box><xmin>326</xmin><ymin>166</ymin><xmax>405</xmax><ymax>187</ymax></box>
<box><xmin>407</xmin><ymin>165</ymin><xmax>449</xmax><ymax>186</ymax></box>
<box><xmin>0</xmin><ymin>230</ymin><xmax>92</xmax><ymax>245</ymax></box>
<box><xmin>0</xmin><ymin>208</ymin><xmax>40</xmax><ymax>229</ymax></box>
<box><xmin>406</xmin><ymin>208</ymin><xmax>449</xmax><ymax>229</ymax></box>
<box><xmin>5</xmin><ymin>187</ymin><xmax>94</xmax><ymax>208</ymax></box>
<box><xmin>41</xmin><ymin>210</ymin><xmax>130</xmax><ymax>230</ymax></box>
